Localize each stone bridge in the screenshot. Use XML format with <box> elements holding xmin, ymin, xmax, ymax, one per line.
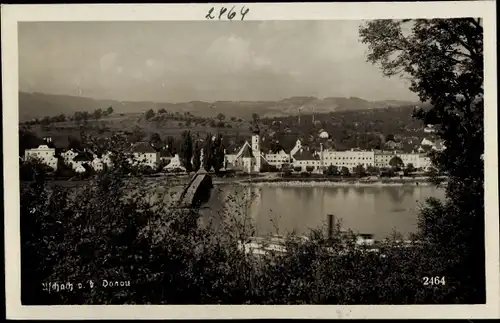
<box><xmin>174</xmin><ymin>170</ymin><xmax>213</xmax><ymax>209</ymax></box>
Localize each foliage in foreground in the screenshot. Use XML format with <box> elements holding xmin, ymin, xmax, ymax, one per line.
<box><xmin>21</xmin><ymin>18</ymin><xmax>485</xmax><ymax>305</ymax></box>
<box><xmin>22</xmin><ymin>159</ymin><xmax>471</xmax><ymax>305</ymax></box>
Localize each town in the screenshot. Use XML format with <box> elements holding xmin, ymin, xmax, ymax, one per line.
<box><xmin>21</xmin><ymin>112</ymin><xmax>444</xmax><ymax>179</ymax></box>
<box><xmin>13</xmin><ymin>14</ymin><xmax>486</xmax><ymax>308</ymax></box>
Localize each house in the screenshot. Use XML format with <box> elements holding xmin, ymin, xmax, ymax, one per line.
<box><xmin>24</xmin><ymin>144</ymin><xmax>58</xmax><ymax>171</ymax></box>
<box><xmin>417</xmin><ymin>145</ymin><xmax>433</xmax><ymax>154</ymax></box>
<box><xmin>91</xmin><ymin>157</ymin><xmax>105</xmax><ymax>172</ymax></box>
<box><xmin>384</xmin><ymin>140</ymin><xmax>402</xmax><ymax>150</ymax></box>
<box><xmin>289</xmin><ymin>139</ymin><xmax>303</xmax><ymax>158</ymax></box>
<box><xmin>264</xmin><ymin>148</ymin><xmax>290</xmax><ymax>169</ymax></box>
<box><xmin>61</xmin><ymin>149</ymin><xmax>79</xmax><ymax>163</ymax></box>
<box><xmin>159</xmin><ymin>147</ymin><xmax>174</xmax><ymax>165</ymax></box>
<box><xmin>130</xmin><ymin>141</ymin><xmax>160</xmax><ymax>169</ymax></box>
<box><xmin>71</xmin><ymin>151</ymin><xmax>94</xmax><ymax>173</ymax></box>
<box><xmin>322</xmin><ymin>148</ymin><xmax>375</xmax><ymax>171</ymax></box>
<box><xmin>164</xmin><ymin>154</ymin><xmax>186</xmax><ymax>172</ymax></box>
<box><xmin>318</xmin><ymin>130</ymin><xmax>329</xmax><ymax>139</ymax></box>
<box><xmin>424</xmin><ymin>124</ymin><xmax>436</xmax><ymax>133</ymax></box>
<box><xmin>292</xmin><ymin>148</ymin><xmax>321</xmax><ymax>172</ymax></box>
<box><xmin>420</xmin><ymin>138</ymin><xmax>435</xmax><ymax>147</ymax></box>
<box><xmin>90</xmin><ymin>151</ymin><xmax>113</xmax><ymax>172</ymax></box>
<box><xmin>416</xmin><ymin>154</ymin><xmax>432</xmax><ymax>171</ymax></box>
<box><xmin>374</xmin><ymin>150</ymin><xmax>397</xmax><ymax>168</ymax></box>
<box><xmin>398</xmin><ymin>152</ymin><xmax>419</xmax><ymax>168</ymax></box>
<box><xmin>433</xmin><ymin>140</ymin><xmax>446</xmax><ymax>151</ymax></box>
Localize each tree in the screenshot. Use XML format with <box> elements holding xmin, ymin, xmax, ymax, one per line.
<box><xmin>216</xmin><ymin>113</ymin><xmax>226</xmax><ymax>122</ymax></box>
<box><xmin>406</xmin><ymin>163</ymin><xmax>416</xmax><ymax>174</ymax></box>
<box><xmin>305</xmin><ymin>166</ymin><xmax>314</xmax><ymax>173</ymax></box>
<box><xmin>150</xmin><ymin>132</ymin><xmax>162</xmax><ymax>145</ymax></box>
<box><xmin>68</xmin><ymin>136</ymin><xmax>83</xmax><ymax>151</ymax></box>
<box><xmin>106</xmin><ymin>106</ymin><xmax>114</xmax><ymax>115</ymax></box>
<box><xmin>180</xmin><ymin>131</ymin><xmax>193</xmax><ymax>172</ymax></box>
<box><xmin>55</xmin><ymin>158</ymin><xmax>77</xmax><ymax>179</ymax></box>
<box><xmin>353</xmin><ymin>164</ymin><xmax>367</xmax><ymax>178</ymax></box>
<box><xmin>56</xmin><ymin>114</ymin><xmax>66</xmax><ymax>122</ymax></box>
<box><xmin>324</xmin><ymin>165</ymin><xmax>338</xmax><ymax>176</ymax></box>
<box><xmin>19</xmin><ymin>129</ymin><xmax>42</xmax><ymax>157</ymax></box>
<box><xmin>360</xmin><ymin>18</ymin><xmax>484</xmax><ymax>302</ymax></box>
<box><xmin>389</xmin><ymin>156</ymin><xmax>404</xmax><ymax>170</ymax></box>
<box><xmin>81</xmin><ymin>111</ymin><xmax>90</xmax><ymax>123</ymax></box>
<box><xmin>144</xmin><ymin>109</ymin><xmax>155</xmax><ymax>120</ymax></box>
<box><xmin>93</xmin><ymin>109</ymin><xmax>103</xmax><ymax>120</ymax></box>
<box><xmin>340</xmin><ymin>166</ymin><xmax>350</xmax><ymax>177</ymax></box>
<box><xmin>203</xmin><ymin>133</ymin><xmax>214</xmax><ymax>172</ymax></box>
<box><xmin>212</xmin><ymin>134</ymin><xmax>225</xmax><ymax>173</ymax></box>
<box><xmin>367</xmin><ymin>165</ymin><xmax>380</xmax><ymax>175</ymax></box>
<box><xmin>41</xmin><ymin>116</ymin><xmax>51</xmax><ymax>125</ymax></box>
<box><xmin>158</xmin><ymin>108</ymin><xmax>167</xmax><ymax>114</ymax></box>
<box><xmin>130</xmin><ymin>126</ymin><xmax>146</xmax><ymax>143</ymax></box>
<box><xmin>192</xmin><ymin>141</ymin><xmax>201</xmax><ymax>172</ymax></box>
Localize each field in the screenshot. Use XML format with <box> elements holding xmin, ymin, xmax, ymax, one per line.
<box><xmin>25</xmin><ymin>113</ymin><xmax>255</xmax><ymax>143</ymax></box>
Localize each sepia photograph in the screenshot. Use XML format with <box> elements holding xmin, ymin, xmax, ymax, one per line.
<box><xmin>3</xmin><ymin>1</ymin><xmax>498</xmax><ymax>319</ymax></box>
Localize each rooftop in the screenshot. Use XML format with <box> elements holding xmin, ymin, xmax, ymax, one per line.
<box><xmin>240</xmin><ymin>144</ymin><xmax>254</xmax><ymax>158</ymax></box>
<box><xmin>293</xmin><ymin>149</ymin><xmax>318</xmax><ymax>161</ymax></box>
<box><xmin>73</xmin><ymin>152</ymin><xmax>94</xmax><ymax>162</ymax></box>
<box><xmin>131</xmin><ymin>142</ymin><xmax>157</xmax><ymax>153</ymax></box>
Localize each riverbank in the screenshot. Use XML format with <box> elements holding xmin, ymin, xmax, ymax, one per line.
<box><xmin>230</xmin><ymin>177</ymin><xmax>437</xmax><ymax>187</ymax></box>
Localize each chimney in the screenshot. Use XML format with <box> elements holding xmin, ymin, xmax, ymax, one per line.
<box><xmin>327</xmin><ymin>214</ymin><xmax>334</xmax><ymax>239</ymax></box>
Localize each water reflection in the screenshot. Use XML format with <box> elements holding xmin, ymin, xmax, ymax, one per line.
<box><xmin>209</xmin><ymin>184</ymin><xmax>445</xmax><ymax>240</ymax></box>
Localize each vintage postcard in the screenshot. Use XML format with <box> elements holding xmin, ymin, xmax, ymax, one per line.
<box><xmin>2</xmin><ymin>1</ymin><xmax>498</xmax><ymax>319</ymax></box>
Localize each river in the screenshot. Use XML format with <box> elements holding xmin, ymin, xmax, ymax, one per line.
<box><xmin>45</xmin><ymin>178</ymin><xmax>446</xmax><ymax>240</ymax></box>
<box><xmin>202</xmin><ymin>184</ymin><xmax>446</xmax><ymax>240</ymax></box>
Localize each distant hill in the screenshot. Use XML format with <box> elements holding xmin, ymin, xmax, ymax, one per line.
<box><xmin>18</xmin><ymin>91</ymin><xmax>422</xmax><ymax>122</ymax></box>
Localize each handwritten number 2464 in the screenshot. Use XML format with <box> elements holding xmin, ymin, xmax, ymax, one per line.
<box><xmin>206</xmin><ymin>6</ymin><xmax>250</xmax><ymax>21</ymax></box>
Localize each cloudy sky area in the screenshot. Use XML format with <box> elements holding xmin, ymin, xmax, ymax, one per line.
<box><xmin>18</xmin><ymin>21</ymin><xmax>418</xmax><ymax>103</ymax></box>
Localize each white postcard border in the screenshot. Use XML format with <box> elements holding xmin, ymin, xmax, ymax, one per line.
<box><xmin>2</xmin><ymin>1</ymin><xmax>498</xmax><ymax>319</ymax></box>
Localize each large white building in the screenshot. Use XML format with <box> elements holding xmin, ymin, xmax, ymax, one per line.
<box><xmin>130</xmin><ymin>142</ymin><xmax>160</xmax><ymax>169</ymax></box>
<box><xmin>292</xmin><ymin>148</ymin><xmax>321</xmax><ymax>171</ymax></box>
<box><xmin>224</xmin><ymin>134</ymin><xmax>436</xmax><ymax>174</ymax></box>
<box><xmin>321</xmin><ymin>148</ymin><xmax>375</xmax><ymax>171</ymax></box>
<box><xmin>24</xmin><ymin>144</ymin><xmax>58</xmax><ymax>171</ymax></box>
<box><xmin>264</xmin><ymin>149</ymin><xmax>291</xmax><ymax>169</ymax></box>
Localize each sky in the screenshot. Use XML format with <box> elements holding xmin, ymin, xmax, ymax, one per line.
<box><xmin>18</xmin><ymin>20</ymin><xmax>418</xmax><ymax>103</ymax></box>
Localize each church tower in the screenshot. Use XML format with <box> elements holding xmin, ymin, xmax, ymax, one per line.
<box><xmin>251</xmin><ymin>131</ymin><xmax>261</xmax><ymax>172</ymax></box>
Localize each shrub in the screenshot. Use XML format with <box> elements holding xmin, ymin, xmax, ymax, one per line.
<box><xmin>19</xmin><ymin>150</ymin><xmax>476</xmax><ymax>305</ymax></box>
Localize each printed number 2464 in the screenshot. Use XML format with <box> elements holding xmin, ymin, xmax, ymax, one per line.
<box><xmin>423</xmin><ymin>276</ymin><xmax>446</xmax><ymax>286</ymax></box>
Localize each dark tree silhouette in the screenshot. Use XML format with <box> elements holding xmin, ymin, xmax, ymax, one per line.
<box><xmin>144</xmin><ymin>109</ymin><xmax>155</xmax><ymax>120</ymax></box>
<box><xmin>360</xmin><ymin>18</ymin><xmax>485</xmax><ymax>302</ymax></box>
<box><xmin>180</xmin><ymin>131</ymin><xmax>193</xmax><ymax>172</ymax></box>
<box><xmin>192</xmin><ymin>141</ymin><xmax>201</xmax><ymax>172</ymax></box>
<box><xmin>389</xmin><ymin>156</ymin><xmax>404</xmax><ymax>170</ymax></box>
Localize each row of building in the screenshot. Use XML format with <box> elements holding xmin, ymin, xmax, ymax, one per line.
<box><xmin>225</xmin><ymin>132</ymin><xmax>444</xmax><ymax>173</ymax></box>
<box><xmin>23</xmin><ymin>133</ymin><xmax>444</xmax><ymax>175</ymax></box>
<box><xmin>23</xmin><ymin>138</ymin><xmax>188</xmax><ymax>174</ymax></box>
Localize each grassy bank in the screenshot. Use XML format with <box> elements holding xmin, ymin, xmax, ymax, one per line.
<box><xmin>232</xmin><ymin>176</ymin><xmax>436</xmax><ymax>187</ymax></box>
